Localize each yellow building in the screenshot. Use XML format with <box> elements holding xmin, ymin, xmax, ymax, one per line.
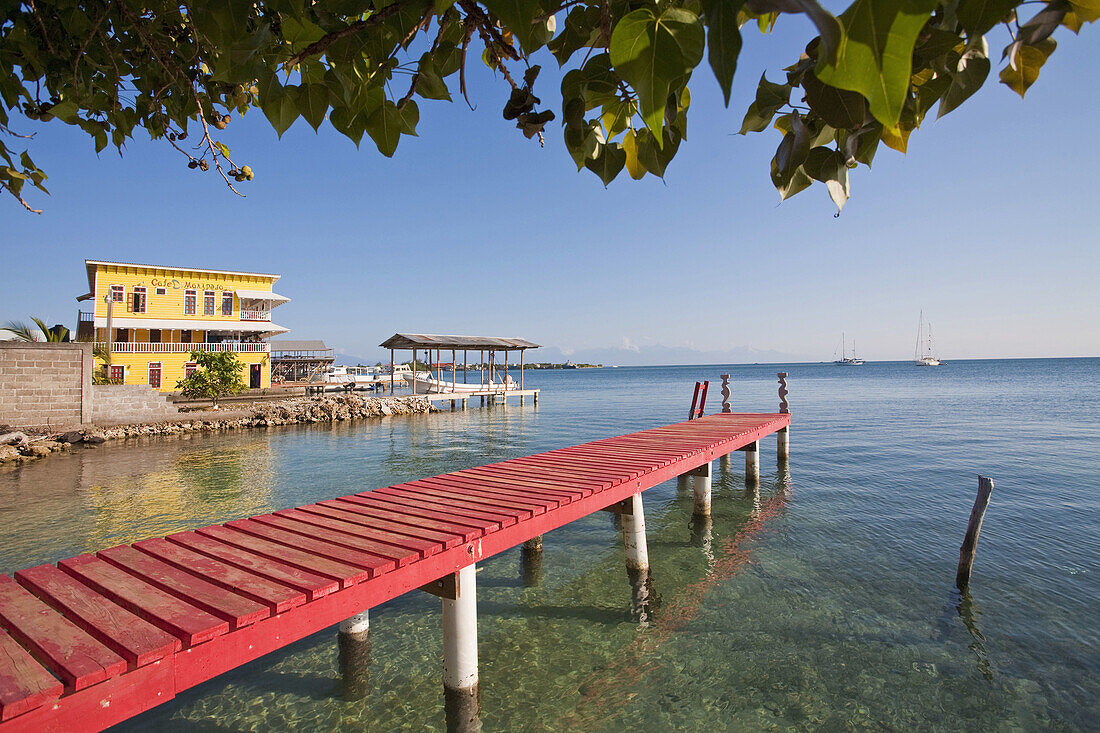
<box><xmin>76</xmin><ymin>260</ymin><xmax>290</xmax><ymax>391</ymax></box>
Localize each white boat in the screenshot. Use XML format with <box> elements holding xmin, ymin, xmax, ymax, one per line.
<box><xmin>317</xmin><ymin>365</ymin><xmax>385</xmax><ymax>390</ymax></box>
<box><xmin>404</xmin><ymin>372</ymin><xmax>517</xmax><ymax>394</ymax></box>
<box><xmin>914</xmin><ymin>311</ymin><xmax>942</xmax><ymax>366</ymax></box>
<box><xmin>833</xmin><ymin>333</ymin><xmax>865</xmax><ymax>365</ymax></box>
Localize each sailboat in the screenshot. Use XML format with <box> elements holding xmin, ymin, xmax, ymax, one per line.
<box><xmin>834</xmin><ymin>333</ymin><xmax>865</xmax><ymax>365</ymax></box>
<box><xmin>914</xmin><ymin>311</ymin><xmax>942</xmax><ymax>366</ymax></box>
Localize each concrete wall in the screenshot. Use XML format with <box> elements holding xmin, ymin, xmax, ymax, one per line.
<box><xmin>0</xmin><ymin>342</ymin><xmax>92</xmax><ymax>429</ymax></box>
<box><xmin>90</xmin><ymin>384</ymin><xmax>180</xmax><ymax>426</ymax></box>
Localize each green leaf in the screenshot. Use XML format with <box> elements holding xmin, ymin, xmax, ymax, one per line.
<box><xmin>621</xmin><ymin>130</ymin><xmax>646</xmax><ymax>179</ymax></box>
<box><xmin>816</xmin><ymin>0</ymin><xmax>938</xmax><ymax>127</ymax></box>
<box><xmin>740</xmin><ymin>101</ymin><xmax>776</xmax><ymax>134</ymax></box>
<box><xmin>999</xmin><ymin>39</ymin><xmax>1056</xmax><ymax>98</ymax></box>
<box><xmin>957</xmin><ymin>0</ymin><xmax>1019</xmax><ymax>35</ymax></box>
<box><xmin>398</xmin><ymin>99</ymin><xmax>419</xmax><ymax>135</ymax></box>
<box><xmin>584</xmin><ymin>143</ymin><xmax>626</xmax><ymax>185</ymax></box>
<box><xmin>481</xmin><ymin>0</ymin><xmax>546</xmax><ymax>53</ymax></box>
<box><xmin>938</xmin><ymin>42</ymin><xmax>991</xmax><ymax>118</ymax></box>
<box><xmin>702</xmin><ymin>0</ymin><xmax>745</xmax><ymax>106</ymax></box>
<box><xmin>261</xmin><ymin>83</ymin><xmax>301</xmax><ymax>138</ymax></box>
<box><xmin>636</xmin><ymin>127</ymin><xmax>680</xmax><ymax>176</ymax></box>
<box><xmin>300</xmin><ymin>83</ymin><xmax>330</xmax><ymax>130</ymax></box>
<box><xmin>329</xmin><ymin>106</ymin><xmax>367</xmax><ymax>146</ymax></box>
<box><xmin>415</xmin><ymin>55</ymin><xmax>451</xmax><ymax>101</ymax></box>
<box><xmin>803</xmin><ymin>72</ymin><xmax>866</xmax><ymax>129</ymax></box>
<box><xmin>610</xmin><ymin>7</ymin><xmax>705</xmax><ymax>140</ymax></box>
<box><xmin>214</xmin><ymin>141</ymin><xmax>231</xmax><ymax>156</ymax></box>
<box><xmin>365</xmin><ymin>100</ymin><xmax>402</xmax><ymax>157</ymax></box>
<box><xmin>1069</xmin><ymin>0</ymin><xmax>1100</xmax><ymax>22</ymax></box>
<box><xmin>804</xmin><ymin>146</ymin><xmax>850</xmax><ymax>213</ymax></box>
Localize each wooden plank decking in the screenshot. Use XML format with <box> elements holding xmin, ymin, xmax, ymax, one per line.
<box><xmin>0</xmin><ymin>412</ymin><xmax>789</xmax><ymax>732</ymax></box>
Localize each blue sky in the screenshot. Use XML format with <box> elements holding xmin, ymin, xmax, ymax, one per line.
<box><xmin>3</xmin><ymin>17</ymin><xmax>1098</xmax><ymax>364</ymax></box>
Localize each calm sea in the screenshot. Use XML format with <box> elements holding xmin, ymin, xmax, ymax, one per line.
<box><xmin>1</xmin><ymin>359</ymin><xmax>1097</xmax><ymax>731</ymax></box>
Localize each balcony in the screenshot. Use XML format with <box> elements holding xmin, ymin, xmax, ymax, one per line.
<box><xmin>239</xmin><ymin>310</ymin><xmax>271</xmax><ymax>321</ymax></box>
<box><xmin>96</xmin><ymin>342</ymin><xmax>270</xmax><ymax>354</ymax></box>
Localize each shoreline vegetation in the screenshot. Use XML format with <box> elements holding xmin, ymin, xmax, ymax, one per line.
<box><xmin>0</xmin><ymin>394</ymin><xmax>435</xmax><ymax>466</ymax></box>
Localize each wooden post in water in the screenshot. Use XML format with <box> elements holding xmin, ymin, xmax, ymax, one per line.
<box><xmin>521</xmin><ymin>535</ymin><xmax>543</xmax><ymax>587</ymax></box>
<box><xmin>442</xmin><ymin>565</ymin><xmax>480</xmax><ymax>732</ymax></box>
<box><xmin>956</xmin><ymin>476</ymin><xmax>994</xmax><ymax>590</ymax></box>
<box><xmin>777</xmin><ymin>426</ymin><xmax>789</xmax><ymax>463</ymax></box>
<box><xmin>621</xmin><ymin>493</ymin><xmax>649</xmax><ymax>580</ymax></box>
<box><xmin>338</xmin><ymin>610</ymin><xmax>371</xmax><ymax>701</ymax></box>
<box><xmin>691</xmin><ymin>462</ymin><xmax>712</xmax><ymax>517</ymax></box>
<box><xmin>744</xmin><ymin>441</ymin><xmax>760</xmax><ymax>484</ymax></box>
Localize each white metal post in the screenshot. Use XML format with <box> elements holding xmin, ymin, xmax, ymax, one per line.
<box><xmin>442</xmin><ymin>564</ymin><xmax>480</xmax><ymax>732</ymax></box>
<box><xmin>693</xmin><ymin>461</ymin><xmax>712</xmax><ymax>517</ymax></box>
<box><xmin>745</xmin><ymin>440</ymin><xmax>760</xmax><ymax>484</ymax></box>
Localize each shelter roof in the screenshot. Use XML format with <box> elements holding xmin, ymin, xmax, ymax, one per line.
<box><xmin>379</xmin><ymin>333</ymin><xmax>540</xmax><ymax>350</ymax></box>
<box><xmin>269</xmin><ymin>340</ymin><xmax>331</xmax><ymax>353</ymax></box>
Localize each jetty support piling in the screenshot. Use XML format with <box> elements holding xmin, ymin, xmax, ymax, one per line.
<box><xmin>956</xmin><ymin>476</ymin><xmax>994</xmax><ymax>590</ymax></box>
<box><xmin>338</xmin><ymin>610</ymin><xmax>371</xmax><ymax>701</ymax></box>
<box><xmin>777</xmin><ymin>426</ymin><xmax>789</xmax><ymax>463</ymax></box>
<box><xmin>521</xmin><ymin>536</ymin><xmax>543</xmax><ymax>587</ymax></box>
<box><xmin>621</xmin><ymin>493</ymin><xmax>649</xmax><ymax>581</ymax></box>
<box><xmin>744</xmin><ymin>441</ymin><xmax>760</xmax><ymax>484</ymax></box>
<box><xmin>686</xmin><ymin>461</ymin><xmax>712</xmax><ymax>517</ymax></box>
<box><xmin>442</xmin><ymin>565</ymin><xmax>480</xmax><ymax>733</ymax></box>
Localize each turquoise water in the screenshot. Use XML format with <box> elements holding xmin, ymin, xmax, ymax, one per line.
<box><xmin>1</xmin><ymin>359</ymin><xmax>1097</xmax><ymax>731</ymax></box>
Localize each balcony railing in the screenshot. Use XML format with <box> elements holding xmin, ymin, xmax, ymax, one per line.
<box><xmin>96</xmin><ymin>342</ymin><xmax>270</xmax><ymax>354</ymax></box>
<box><xmin>239</xmin><ymin>310</ymin><xmax>271</xmax><ymax>321</ymax></box>
<box><xmin>78</xmin><ymin>311</ymin><xmax>94</xmax><ymax>322</ymax></box>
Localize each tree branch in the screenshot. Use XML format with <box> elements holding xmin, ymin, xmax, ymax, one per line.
<box><xmin>285</xmin><ymin>3</ymin><xmax>406</xmax><ymax>67</ymax></box>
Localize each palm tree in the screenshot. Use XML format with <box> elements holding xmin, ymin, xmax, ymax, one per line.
<box><xmin>1</xmin><ymin>317</ymin><xmax>68</xmax><ymax>342</ymax></box>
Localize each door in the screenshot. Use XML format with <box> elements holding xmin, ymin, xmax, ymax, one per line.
<box><xmin>249</xmin><ymin>363</ymin><xmax>261</xmax><ymax>389</ymax></box>
<box><xmin>148</xmin><ymin>362</ymin><xmax>162</xmax><ymax>389</ymax></box>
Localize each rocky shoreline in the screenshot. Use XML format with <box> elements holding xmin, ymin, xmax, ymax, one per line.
<box><xmin>0</xmin><ymin>394</ymin><xmax>436</xmax><ymax>466</ymax></box>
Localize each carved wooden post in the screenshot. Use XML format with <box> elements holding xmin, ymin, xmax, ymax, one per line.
<box><xmin>720</xmin><ymin>374</ymin><xmax>732</xmax><ymax>413</ymax></box>
<box><xmin>957</xmin><ymin>476</ymin><xmax>994</xmax><ymax>590</ymax></box>
<box><xmin>778</xmin><ymin>372</ymin><xmax>789</xmax><ymax>414</ymax></box>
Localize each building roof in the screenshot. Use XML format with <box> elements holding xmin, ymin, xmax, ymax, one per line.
<box><xmin>379</xmin><ymin>333</ymin><xmax>540</xmax><ymax>350</ymax></box>
<box><xmin>235</xmin><ymin>289</ymin><xmax>290</xmax><ymax>303</ymax></box>
<box><xmin>83</xmin><ymin>260</ymin><xmax>281</xmax><ymax>294</ymax></box>
<box><xmin>269</xmin><ymin>340</ymin><xmax>331</xmax><ymax>353</ymax></box>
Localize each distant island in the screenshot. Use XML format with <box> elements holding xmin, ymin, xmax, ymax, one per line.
<box><xmin>521</xmin><ymin>362</ymin><xmax>602</xmax><ymax>370</ymax></box>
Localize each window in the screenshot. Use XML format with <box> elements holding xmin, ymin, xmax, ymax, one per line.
<box><xmin>149</xmin><ymin>329</ymin><xmax>161</xmax><ymax>344</ymax></box>
<box><xmin>184</xmin><ymin>362</ymin><xmax>197</xmax><ymax>379</ymax></box>
<box><xmin>221</xmin><ymin>292</ymin><xmax>233</xmax><ymax>316</ymax></box>
<box><xmin>109</xmin><ymin>365</ymin><xmax>125</xmax><ymax>382</ymax></box>
<box><xmin>115</xmin><ymin>328</ymin><xmax>130</xmax><ymax>342</ymax></box>
<box><xmin>148</xmin><ymin>362</ymin><xmax>162</xmax><ymax>389</ymax></box>
<box><xmin>180</xmin><ymin>329</ymin><xmax>192</xmax><ymax>344</ymax></box>
<box><xmin>204</xmin><ymin>291</ymin><xmax>215</xmax><ymax>316</ymax></box>
<box><xmin>184</xmin><ymin>290</ymin><xmax>196</xmax><ymax>315</ymax></box>
<box><xmin>109</xmin><ymin>284</ymin><xmax>124</xmax><ymax>302</ymax></box>
<box><xmin>131</xmin><ymin>286</ymin><xmax>147</xmax><ymax>314</ymax></box>
<box><xmin>155</xmin><ymin>287</ymin><xmax>167</xmax><ymax>295</ymax></box>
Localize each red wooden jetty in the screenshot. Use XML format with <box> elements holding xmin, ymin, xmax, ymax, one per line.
<box><xmin>0</xmin><ymin>410</ymin><xmax>789</xmax><ymax>732</ymax></box>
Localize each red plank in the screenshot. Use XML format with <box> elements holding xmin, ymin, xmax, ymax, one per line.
<box><xmin>393</xmin><ymin>481</ymin><xmax>544</xmax><ymax>517</ymax></box>
<box><xmin>321</xmin><ymin>498</ymin><xmax>483</xmax><ymax>542</ymax></box>
<box><xmin>260</xmin><ymin>511</ymin><xmax>431</xmax><ymax>563</ymax></box>
<box><xmin>341</xmin><ymin>494</ymin><xmax>502</xmax><ymax>533</ymax></box>
<box><xmin>456</xmin><ymin>467</ymin><xmax>598</xmax><ymax>497</ymax></box>
<box><xmin>97</xmin><ymin>546</ymin><xmax>269</xmax><ymax>630</ymax></box>
<box><xmin>166</xmin><ymin>532</ymin><xmax>338</xmax><ymax>601</ymax></box>
<box><xmin>301</xmin><ymin>503</ymin><xmax>467</xmax><ymax>548</ymax></box>
<box><xmin>133</xmin><ymin>539</ymin><xmax>305</xmax><ymax>615</ymax></box>
<box><xmin>194</xmin><ymin>525</ymin><xmax>371</xmax><ymax>588</ymax></box>
<box><xmin>371</xmin><ymin>487</ymin><xmax>523</xmax><ymax>527</ymax></box>
<box><xmin>288</xmin><ymin>505</ymin><xmax>461</xmax><ymax>550</ymax></box>
<box><xmin>0</xmin><ymin>575</ymin><xmax>125</xmax><ymax>691</ymax></box>
<box><xmin>57</xmin><ymin>556</ymin><xmax>229</xmax><ymax>648</ymax></box>
<box><xmin>432</xmin><ymin>473</ymin><xmax>581</xmax><ymax>505</ymax></box>
<box><xmin>414</xmin><ymin>477</ymin><xmax>561</xmax><ymax>512</ymax></box>
<box><xmin>14</xmin><ymin>564</ymin><xmax>179</xmax><ymax>669</ymax></box>
<box><xmin>224</xmin><ymin>520</ymin><xmax>394</xmax><ymax>578</ymax></box>
<box><xmin>0</xmin><ymin>630</ymin><xmax>61</xmax><ymax>721</ymax></box>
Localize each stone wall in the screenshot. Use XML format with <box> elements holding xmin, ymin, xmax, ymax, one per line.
<box><xmin>90</xmin><ymin>384</ymin><xmax>180</xmax><ymax>425</ymax></box>
<box><xmin>0</xmin><ymin>342</ymin><xmax>92</xmax><ymax>428</ymax></box>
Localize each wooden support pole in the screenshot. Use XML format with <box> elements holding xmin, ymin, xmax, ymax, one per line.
<box><xmin>462</xmin><ymin>398</ymin><xmax>467</xmax><ymax>410</ymax></box>
<box><xmin>745</xmin><ymin>441</ymin><xmax>760</xmax><ymax>484</ymax></box>
<box><xmin>956</xmin><ymin>476</ymin><xmax>994</xmax><ymax>590</ymax></box>
<box><xmin>777</xmin><ymin>426</ymin><xmax>789</xmax><ymax>462</ymax></box>
<box><xmin>621</xmin><ymin>493</ymin><xmax>649</xmax><ymax>577</ymax></box>
<box><xmin>338</xmin><ymin>610</ymin><xmax>370</xmax><ymax>701</ymax></box>
<box><xmin>390</xmin><ymin>348</ymin><xmax>394</xmax><ymax>394</ymax></box>
<box><xmin>692</xmin><ymin>461</ymin><xmax>712</xmax><ymax>517</ymax></box>
<box><xmin>720</xmin><ymin>453</ymin><xmax>731</xmax><ymax>472</ymax></box>
<box><xmin>442</xmin><ymin>564</ymin><xmax>480</xmax><ymax>733</ymax></box>
<box><xmin>521</xmin><ymin>535</ymin><xmax>543</xmax><ymax>587</ymax></box>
